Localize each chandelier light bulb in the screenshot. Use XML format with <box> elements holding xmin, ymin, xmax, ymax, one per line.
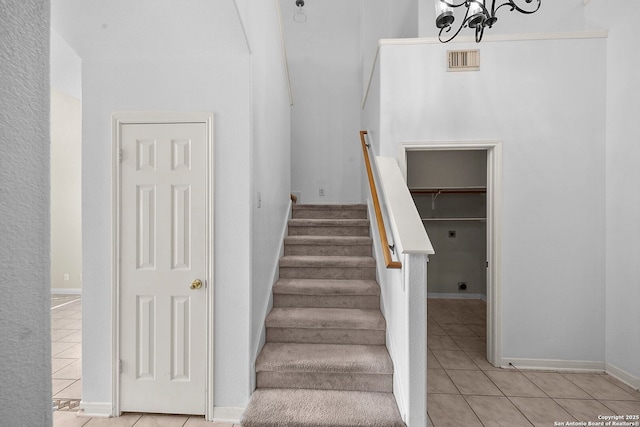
<box><xmin>467</xmin><ymin>0</ymin><xmax>486</xmax><ymax>29</ymax></box>
<box><xmin>294</xmin><ymin>0</ymin><xmax>307</xmax><ymax>23</ymax></box>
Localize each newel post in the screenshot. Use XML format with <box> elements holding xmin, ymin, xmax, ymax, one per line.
<box><xmin>405</xmin><ymin>253</ymin><xmax>428</xmax><ymax>426</ymax></box>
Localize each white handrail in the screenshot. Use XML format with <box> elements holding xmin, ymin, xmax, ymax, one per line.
<box><xmin>375</xmin><ymin>156</ymin><xmax>434</xmax><ymax>255</ymax></box>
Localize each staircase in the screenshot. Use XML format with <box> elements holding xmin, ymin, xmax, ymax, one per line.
<box><xmin>241</xmin><ymin>205</ymin><xmax>405</xmax><ymax>427</ymax></box>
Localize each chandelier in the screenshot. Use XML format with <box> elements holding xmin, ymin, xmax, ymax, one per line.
<box><xmin>436</xmin><ymin>0</ymin><xmax>541</xmax><ymax>43</ymax></box>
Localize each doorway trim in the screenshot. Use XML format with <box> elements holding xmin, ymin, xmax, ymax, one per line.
<box><xmin>399</xmin><ymin>140</ymin><xmax>503</xmax><ymax>367</ymax></box>
<box><xmin>111</xmin><ymin>112</ymin><xmax>215</xmax><ymax>419</ymax></box>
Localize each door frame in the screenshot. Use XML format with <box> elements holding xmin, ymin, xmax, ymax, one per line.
<box><xmin>399</xmin><ymin>140</ymin><xmax>503</xmax><ymax>368</ymax></box>
<box><xmin>111</xmin><ymin>112</ymin><xmax>215</xmax><ymax>418</ymax></box>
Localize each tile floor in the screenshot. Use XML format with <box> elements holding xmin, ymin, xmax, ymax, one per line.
<box><xmin>51</xmin><ymin>296</ymin><xmax>639</xmax><ymax>426</ymax></box>
<box><xmin>426</xmin><ymin>298</ymin><xmax>640</xmax><ymax>427</ymax></box>
<box><xmin>51</xmin><ymin>295</ymin><xmax>83</xmax><ymax>411</ymax></box>
<box><xmin>51</xmin><ymin>295</ymin><xmax>239</xmax><ymax>427</ymax></box>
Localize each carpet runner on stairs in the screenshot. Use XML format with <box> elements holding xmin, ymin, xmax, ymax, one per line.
<box><xmin>241</xmin><ymin>204</ymin><xmax>405</xmax><ymax>427</ymax></box>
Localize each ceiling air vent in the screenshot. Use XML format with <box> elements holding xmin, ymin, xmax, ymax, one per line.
<box><xmin>447</xmin><ymin>49</ymin><xmax>480</xmax><ymax>72</ymax></box>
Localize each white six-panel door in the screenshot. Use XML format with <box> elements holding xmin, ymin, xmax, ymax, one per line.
<box><xmin>119</xmin><ymin>122</ymin><xmax>208</xmax><ymax>415</ymax></box>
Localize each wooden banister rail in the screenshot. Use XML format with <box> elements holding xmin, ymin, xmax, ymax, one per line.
<box><xmin>360</xmin><ymin>130</ymin><xmax>402</xmax><ymax>269</ymax></box>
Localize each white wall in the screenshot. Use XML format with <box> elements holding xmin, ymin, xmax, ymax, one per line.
<box><xmin>246</xmin><ymin>0</ymin><xmax>292</xmax><ymax>384</ymax></box>
<box><xmin>50</xmin><ymin>29</ymin><xmax>83</xmax><ymax>293</ymax></box>
<box><xmin>80</xmin><ymin>55</ymin><xmax>253</xmax><ymax>410</ymax></box>
<box><xmin>361</xmin><ymin>0</ymin><xmax>418</xmax><ymax>91</ymax></box>
<box><xmin>50</xmin><ymin>89</ymin><xmax>82</xmax><ymax>291</ymax></box>
<box><xmin>51</xmin><ymin>0</ymin><xmax>258</xmax><ymax>411</ymax></box>
<box><xmin>51</xmin><ymin>28</ymin><xmax>81</xmax><ymax>99</ymax></box>
<box><xmin>605</xmin><ymin>0</ymin><xmax>640</xmax><ymax>386</ymax></box>
<box><xmin>281</xmin><ymin>0</ymin><xmax>363</xmax><ymax>204</ymax></box>
<box><xmin>369</xmin><ymin>37</ymin><xmax>607</xmax><ymax>365</ymax></box>
<box><xmin>0</xmin><ymin>0</ymin><xmax>52</xmax><ymax>425</ymax></box>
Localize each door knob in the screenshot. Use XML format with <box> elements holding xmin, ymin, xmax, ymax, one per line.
<box><xmin>190</xmin><ymin>279</ymin><xmax>203</xmax><ymax>290</ymax></box>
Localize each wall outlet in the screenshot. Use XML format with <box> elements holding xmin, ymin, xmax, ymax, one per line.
<box><xmin>458</xmin><ymin>282</ymin><xmax>467</xmax><ymax>291</ymax></box>
<box><xmin>319</xmin><ymin>188</ymin><xmax>325</xmax><ymax>197</ymax></box>
<box><xmin>63</xmin><ymin>273</ymin><xmax>70</xmax><ymax>281</ymax></box>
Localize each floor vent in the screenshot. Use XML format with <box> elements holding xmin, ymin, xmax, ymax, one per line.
<box><xmin>448</xmin><ymin>49</ymin><xmax>480</xmax><ymax>71</ymax></box>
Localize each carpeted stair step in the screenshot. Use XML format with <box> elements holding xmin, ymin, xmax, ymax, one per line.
<box><xmin>288</xmin><ymin>218</ymin><xmax>370</xmax><ymax>236</ymax></box>
<box><xmin>284</xmin><ymin>235</ymin><xmax>373</xmax><ymax>257</ymax></box>
<box><xmin>279</xmin><ymin>255</ymin><xmax>375</xmax><ymax>280</ymax></box>
<box><xmin>292</xmin><ymin>204</ymin><xmax>368</xmax><ymax>220</ymax></box>
<box><xmin>273</xmin><ymin>278</ymin><xmax>380</xmax><ymax>309</ymax></box>
<box><xmin>240</xmin><ymin>388</ymin><xmax>405</xmax><ymax>427</ymax></box>
<box><xmin>266</xmin><ymin>307</ymin><xmax>386</xmax><ymax>345</ymax></box>
<box><xmin>256</xmin><ymin>342</ymin><xmax>393</xmax><ymax>392</ymax></box>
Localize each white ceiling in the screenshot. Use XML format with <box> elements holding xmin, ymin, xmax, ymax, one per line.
<box><xmin>51</xmin><ymin>0</ymin><xmax>247</xmax><ymax>60</ymax></box>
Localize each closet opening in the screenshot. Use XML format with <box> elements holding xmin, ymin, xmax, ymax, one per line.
<box><xmin>400</xmin><ymin>141</ymin><xmax>502</xmax><ymax>368</ymax></box>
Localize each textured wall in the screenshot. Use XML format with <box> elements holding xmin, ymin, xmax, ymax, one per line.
<box><xmin>374</xmin><ymin>37</ymin><xmax>607</xmax><ymax>364</ymax></box>
<box><xmin>605</xmin><ymin>0</ymin><xmax>640</xmax><ymax>386</ymax></box>
<box><xmin>0</xmin><ymin>0</ymin><xmax>52</xmax><ymax>426</ymax></box>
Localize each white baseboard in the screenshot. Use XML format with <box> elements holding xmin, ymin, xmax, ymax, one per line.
<box><xmin>502</xmin><ymin>358</ymin><xmax>605</xmax><ymax>372</ymax></box>
<box><xmin>606</xmin><ymin>363</ymin><xmax>640</xmax><ymax>391</ymax></box>
<box><xmin>212</xmin><ymin>406</ymin><xmax>245</xmax><ymax>423</ymax></box>
<box><xmin>428</xmin><ymin>293</ymin><xmax>486</xmax><ymax>300</ymax></box>
<box><xmin>51</xmin><ymin>288</ymin><xmax>82</xmax><ymax>295</ymax></box>
<box><xmin>77</xmin><ymin>401</ymin><xmax>112</xmax><ymax>418</ymax></box>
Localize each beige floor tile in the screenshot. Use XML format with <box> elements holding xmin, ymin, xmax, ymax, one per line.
<box><xmin>564</xmin><ymin>373</ymin><xmax>638</xmax><ymax>400</ymax></box>
<box><xmin>428</xmin><ymin>335</ymin><xmax>461</xmax><ymax>351</ymax></box>
<box><xmin>134</xmin><ymin>414</ymin><xmax>190</xmax><ymax>427</ymax></box>
<box><xmin>184</xmin><ymin>417</ymin><xmax>233</xmax><ymax>426</ymax></box>
<box><xmin>427</xmin><ymin>322</ymin><xmax>448</xmax><ymax>336</ymax></box>
<box><xmin>465</xmin><ymin>395</ymin><xmax>533</xmax><ymax>427</ymax></box>
<box><xmin>56</xmin><ymin>343</ymin><xmax>82</xmax><ymax>359</ymax></box>
<box><xmin>465</xmin><ymin>352</ymin><xmax>501</xmax><ymax>371</ymax></box>
<box><xmin>52</xmin><ymin>309</ymin><xmax>78</xmax><ymax>319</ymax></box>
<box><xmin>52</xmin><ymin>341</ymin><xmax>77</xmax><ymax>356</ymax></box>
<box><xmin>600</xmin><ymin>399</ymin><xmax>640</xmax><ymax>414</ymax></box>
<box><xmin>52</xmin><ymin>317</ymin><xmax>79</xmax><ymax>329</ymax></box>
<box><xmin>432</xmin><ymin>350</ymin><xmax>477</xmax><ymax>370</ymax></box>
<box><xmin>467</xmin><ymin>324</ymin><xmax>486</xmax><ymax>338</ymax></box>
<box><xmin>53</xmin><ymin>379</ymin><xmax>75</xmax><ymax>395</ymax></box>
<box><xmin>460</xmin><ymin>313</ymin><xmax>486</xmax><ymax>326</ymax></box>
<box><xmin>53</xmin><ymin>410</ymin><xmax>91</xmax><ymax>427</ymax></box>
<box><xmin>84</xmin><ymin>414</ymin><xmax>142</xmax><ymax>426</ymax></box>
<box><xmin>428</xmin><ymin>349</ymin><xmax>442</xmax><ymax>369</ymax></box>
<box><xmin>432</xmin><ymin>314</ymin><xmax>463</xmax><ymax>325</ymax></box>
<box><xmin>447</xmin><ymin>370</ymin><xmax>503</xmax><ymax>396</ymax></box>
<box><xmin>60</xmin><ymin>330</ymin><xmax>83</xmax><ymax>343</ymax></box>
<box><xmin>602</xmin><ymin>375</ymin><xmax>640</xmax><ymax>400</ymax></box>
<box><xmin>510</xmin><ymin>397</ymin><xmax>576</xmax><ymax>426</ymax></box>
<box><xmin>54</xmin><ymin>359</ymin><xmax>82</xmax><ymax>380</ymax></box>
<box><xmin>52</xmin><ymin>329</ymin><xmax>78</xmax><ymax>341</ymax></box>
<box><xmin>439</xmin><ymin>323</ymin><xmax>476</xmax><ymax>336</ymax></box>
<box><xmin>64</xmin><ymin>319</ymin><xmax>83</xmax><ymax>330</ymax></box>
<box><xmin>55</xmin><ymin>379</ymin><xmax>82</xmax><ymax>399</ymax></box>
<box><xmin>485</xmin><ymin>371</ymin><xmax>547</xmax><ymax>397</ymax></box>
<box><xmin>524</xmin><ymin>372</ymin><xmax>592</xmax><ymax>399</ymax></box>
<box><xmin>554</xmin><ymin>398</ymin><xmax>616</xmax><ymax>421</ymax></box>
<box><xmin>427</xmin><ymin>394</ymin><xmax>483</xmax><ymax>427</ymax></box>
<box><xmin>53</xmin><ymin>357</ymin><xmax>77</xmax><ymax>374</ymax></box>
<box><xmin>428</xmin><ymin>369</ymin><xmax>459</xmax><ymax>394</ymax></box>
<box><xmin>451</xmin><ymin>336</ymin><xmax>486</xmax><ymax>352</ymax></box>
